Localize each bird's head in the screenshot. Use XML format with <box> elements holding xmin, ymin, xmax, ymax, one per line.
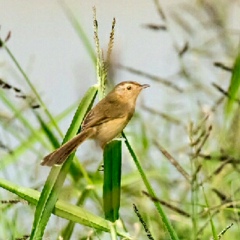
<box><xmin>113</xmin><ymin>81</ymin><xmax>149</xmax><ymax>104</ymax></box>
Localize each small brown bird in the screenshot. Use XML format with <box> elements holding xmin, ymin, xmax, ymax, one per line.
<box><xmin>41</xmin><ymin>81</ymin><xmax>149</xmax><ymax>166</ymax></box>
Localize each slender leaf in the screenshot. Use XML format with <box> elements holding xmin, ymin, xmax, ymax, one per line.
<box><xmin>122</xmin><ymin>132</ymin><xmax>180</xmax><ymax>240</ymax></box>
<box><xmin>0</xmin><ymin>39</ymin><xmax>62</xmax><ymax>136</ymax></box>
<box><xmin>0</xmin><ymin>101</ymin><xmax>78</xmax><ymax>169</ymax></box>
<box><xmin>103</xmin><ymin>140</ymin><xmax>122</xmax><ymax>222</ymax></box>
<box><xmin>0</xmin><ymin>178</ymin><xmax>130</xmax><ymax>238</ymax></box>
<box><xmin>225</xmin><ymin>51</ymin><xmax>240</xmax><ymax>118</ymax></box>
<box><xmin>30</xmin><ymin>85</ymin><xmax>98</xmax><ymax>239</ymax></box>
<box><xmin>61</xmin><ymin>188</ymin><xmax>91</xmax><ymax>240</ymax></box>
<box><xmin>60</xmin><ymin>2</ymin><xmax>96</xmax><ymax>64</ymax></box>
<box><xmin>36</xmin><ymin>113</ymin><xmax>60</xmax><ymax>149</ymax></box>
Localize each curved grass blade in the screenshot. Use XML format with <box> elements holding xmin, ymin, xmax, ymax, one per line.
<box><xmin>36</xmin><ymin>113</ymin><xmax>60</xmax><ymax>149</ymax></box>
<box><xmin>61</xmin><ymin>188</ymin><xmax>91</xmax><ymax>239</ymax></box>
<box><xmin>0</xmin><ymin>39</ymin><xmax>62</xmax><ymax>136</ymax></box>
<box><xmin>0</xmin><ymin>89</ymin><xmax>48</xmax><ymax>148</ymax></box>
<box><xmin>30</xmin><ymin>85</ymin><xmax>98</xmax><ymax>240</ymax></box>
<box><xmin>0</xmin><ymin>101</ymin><xmax>78</xmax><ymax>169</ymax></box>
<box><xmin>122</xmin><ymin>132</ymin><xmax>180</xmax><ymax>240</ymax></box>
<box><xmin>35</xmin><ymin>112</ymin><xmax>87</xmax><ymax>183</ymax></box>
<box><xmin>0</xmin><ymin>178</ymin><xmax>130</xmax><ymax>238</ymax></box>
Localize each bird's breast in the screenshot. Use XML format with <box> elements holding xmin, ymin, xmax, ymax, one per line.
<box><xmin>94</xmin><ymin>115</ymin><xmax>129</xmax><ymax>148</ymax></box>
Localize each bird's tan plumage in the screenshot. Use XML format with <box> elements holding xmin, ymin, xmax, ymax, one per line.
<box><xmin>41</xmin><ymin>81</ymin><xmax>149</xmax><ymax>166</ymax></box>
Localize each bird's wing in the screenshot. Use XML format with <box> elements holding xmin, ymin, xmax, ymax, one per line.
<box><xmin>82</xmin><ymin>95</ymin><xmax>129</xmax><ymax>130</ymax></box>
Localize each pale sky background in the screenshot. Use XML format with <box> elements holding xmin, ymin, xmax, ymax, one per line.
<box><xmin>0</xmin><ymin>0</ymin><xmax>180</xmax><ymax>117</ymax></box>
<box><xmin>0</xmin><ymin>2</ymin><xmax>183</xmax><ymax>236</ymax></box>
<box><xmin>1</xmin><ymin>0</ymin><xmax>239</xmax><ymax>179</ymax></box>
<box><xmin>0</xmin><ymin>0</ymin><xmax>185</xmax><ymax>183</ymax></box>
<box><xmin>1</xmin><ymin>1</ymin><xmax>239</xmax><ymax>169</ymax></box>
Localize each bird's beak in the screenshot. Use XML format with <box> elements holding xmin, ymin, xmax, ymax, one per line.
<box><xmin>141</xmin><ymin>84</ymin><xmax>150</xmax><ymax>89</ymax></box>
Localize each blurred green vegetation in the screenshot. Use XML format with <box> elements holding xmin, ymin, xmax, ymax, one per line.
<box><xmin>1</xmin><ymin>1</ymin><xmax>240</xmax><ymax>239</ymax></box>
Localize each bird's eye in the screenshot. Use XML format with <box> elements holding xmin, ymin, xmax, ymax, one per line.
<box><xmin>127</xmin><ymin>86</ymin><xmax>132</xmax><ymax>90</ymax></box>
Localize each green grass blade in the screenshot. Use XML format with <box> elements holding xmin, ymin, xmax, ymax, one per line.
<box><xmin>122</xmin><ymin>132</ymin><xmax>179</xmax><ymax>240</ymax></box>
<box><xmin>35</xmin><ymin>112</ymin><xmax>87</xmax><ymax>183</ymax></box>
<box><xmin>0</xmin><ymin>39</ymin><xmax>62</xmax><ymax>136</ymax></box>
<box><xmin>0</xmin><ymin>100</ymin><xmax>78</xmax><ymax>169</ymax></box>
<box><xmin>0</xmin><ymin>89</ymin><xmax>47</xmax><ymax>147</ymax></box>
<box><xmin>30</xmin><ymin>85</ymin><xmax>98</xmax><ymax>240</ymax></box>
<box><xmin>61</xmin><ymin>188</ymin><xmax>91</xmax><ymax>239</ymax></box>
<box><xmin>35</xmin><ymin>109</ymin><xmax>84</xmax><ymax>183</ymax></box>
<box><xmin>225</xmin><ymin>52</ymin><xmax>240</xmax><ymax>119</ymax></box>
<box><xmin>91</xmin><ymin>8</ymin><xmax>120</xmax><ymax>223</ymax></box>
<box><xmin>0</xmin><ymin>178</ymin><xmax>130</xmax><ymax>238</ymax></box>
<box><xmin>202</xmin><ymin>187</ymin><xmax>218</xmax><ymax>240</ymax></box>
<box><xmin>60</xmin><ymin>2</ymin><xmax>96</xmax><ymax>64</ymax></box>
<box><xmin>36</xmin><ymin>113</ymin><xmax>60</xmax><ymax>148</ymax></box>
<box><xmin>103</xmin><ymin>140</ymin><xmax>122</xmax><ymax>222</ymax></box>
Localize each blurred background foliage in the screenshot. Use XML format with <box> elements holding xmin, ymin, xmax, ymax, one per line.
<box><xmin>1</xmin><ymin>0</ymin><xmax>240</xmax><ymax>239</ymax></box>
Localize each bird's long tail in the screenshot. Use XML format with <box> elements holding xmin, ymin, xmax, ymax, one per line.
<box><xmin>41</xmin><ymin>128</ymin><xmax>95</xmax><ymax>166</ymax></box>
